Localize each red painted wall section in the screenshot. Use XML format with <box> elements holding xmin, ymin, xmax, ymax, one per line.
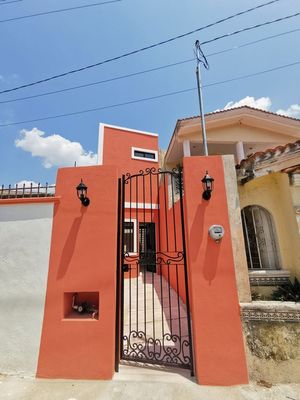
<box><xmin>101</xmin><ymin>125</ymin><xmax>158</xmax><ymax>171</ymax></box>
<box><xmin>158</xmin><ymin>179</ymin><xmax>186</xmax><ymax>303</ymax></box>
<box><xmin>37</xmin><ymin>165</ymin><xmax>118</xmax><ymax>379</ymax></box>
<box><xmin>183</xmin><ymin>156</ymin><xmax>248</xmax><ymax>386</ymax></box>
<box><xmin>101</xmin><ymin>126</ymin><xmax>159</xmax><ymax>205</ymax></box>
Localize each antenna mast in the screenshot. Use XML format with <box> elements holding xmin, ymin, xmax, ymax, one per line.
<box><xmin>195</xmin><ymin>40</ymin><xmax>209</xmax><ymax>156</ymax></box>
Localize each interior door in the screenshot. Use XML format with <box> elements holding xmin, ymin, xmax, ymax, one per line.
<box><xmin>139</xmin><ymin>222</ymin><xmax>156</xmax><ymax>272</ymax></box>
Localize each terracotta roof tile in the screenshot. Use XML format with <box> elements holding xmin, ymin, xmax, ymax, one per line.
<box><xmin>239</xmin><ymin>139</ymin><xmax>300</xmax><ymax>168</ymax></box>
<box><xmin>177</xmin><ymin>105</ymin><xmax>300</xmax><ymax>123</ymax></box>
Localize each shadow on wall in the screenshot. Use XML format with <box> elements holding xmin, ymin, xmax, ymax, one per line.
<box><xmin>189</xmin><ymin>201</ymin><xmax>221</xmax><ymax>284</ymax></box>
<box><xmin>57</xmin><ymin>207</ymin><xmax>87</xmax><ymax>280</ymax></box>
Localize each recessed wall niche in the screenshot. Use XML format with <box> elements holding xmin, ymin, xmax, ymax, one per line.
<box><xmin>63</xmin><ymin>292</ymin><xmax>99</xmax><ymax>320</ymax></box>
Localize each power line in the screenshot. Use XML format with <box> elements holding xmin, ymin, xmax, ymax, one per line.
<box><xmin>0</xmin><ymin>0</ymin><xmax>286</xmax><ymax>95</ymax></box>
<box><xmin>208</xmin><ymin>27</ymin><xmax>300</xmax><ymax>56</ymax></box>
<box><xmin>204</xmin><ymin>60</ymin><xmax>300</xmax><ymax>88</ymax></box>
<box><xmin>1</xmin><ymin>27</ymin><xmax>299</xmax><ymax>105</ymax></box>
<box><xmin>0</xmin><ymin>88</ymin><xmax>195</xmax><ymax>127</ymax></box>
<box><xmin>0</xmin><ymin>0</ymin><xmax>121</xmax><ymax>23</ymax></box>
<box><xmin>0</xmin><ymin>60</ymin><xmax>298</xmax><ymax>128</ymax></box>
<box><xmin>0</xmin><ymin>0</ymin><xmax>23</xmax><ymax>5</ymax></box>
<box><xmin>0</xmin><ymin>60</ymin><xmax>194</xmax><ymax>104</ymax></box>
<box><xmin>201</xmin><ymin>12</ymin><xmax>300</xmax><ymax>46</ymax></box>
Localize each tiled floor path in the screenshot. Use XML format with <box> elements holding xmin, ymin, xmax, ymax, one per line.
<box><xmin>122</xmin><ymin>271</ymin><xmax>191</xmax><ymax>367</ymax></box>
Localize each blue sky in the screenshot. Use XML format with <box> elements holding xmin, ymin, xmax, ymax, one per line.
<box><xmin>0</xmin><ymin>0</ymin><xmax>299</xmax><ymax>185</ymax></box>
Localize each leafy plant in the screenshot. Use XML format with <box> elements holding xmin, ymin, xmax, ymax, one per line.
<box><xmin>251</xmin><ymin>290</ymin><xmax>262</xmax><ymax>301</ymax></box>
<box><xmin>271</xmin><ymin>278</ymin><xmax>300</xmax><ymax>302</ymax></box>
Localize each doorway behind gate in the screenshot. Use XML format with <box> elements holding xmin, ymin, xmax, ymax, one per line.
<box><xmin>116</xmin><ymin>167</ymin><xmax>194</xmax><ymax>374</ymax></box>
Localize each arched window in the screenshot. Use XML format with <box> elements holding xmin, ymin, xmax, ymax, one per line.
<box><xmin>241</xmin><ymin>205</ymin><xmax>280</xmax><ymax>270</ymax></box>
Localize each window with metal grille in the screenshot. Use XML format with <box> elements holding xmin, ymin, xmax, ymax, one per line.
<box><xmin>241</xmin><ymin>205</ymin><xmax>280</xmax><ymax>270</ymax></box>
<box><xmin>123</xmin><ymin>221</ymin><xmax>135</xmax><ymax>253</ymax></box>
<box><xmin>134</xmin><ymin>150</ymin><xmax>155</xmax><ymax>159</ymax></box>
<box><xmin>131</xmin><ymin>147</ymin><xmax>158</xmax><ymax>162</ymax></box>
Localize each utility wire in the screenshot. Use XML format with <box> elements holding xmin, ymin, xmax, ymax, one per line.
<box><xmin>0</xmin><ymin>0</ymin><xmax>121</xmax><ymax>22</ymax></box>
<box><xmin>0</xmin><ymin>0</ymin><xmax>23</xmax><ymax>5</ymax></box>
<box><xmin>1</xmin><ymin>27</ymin><xmax>299</xmax><ymax>105</ymax></box>
<box><xmin>0</xmin><ymin>60</ymin><xmax>299</xmax><ymax>128</ymax></box>
<box><xmin>0</xmin><ymin>0</ymin><xmax>279</xmax><ymax>23</ymax></box>
<box><xmin>208</xmin><ymin>27</ymin><xmax>300</xmax><ymax>56</ymax></box>
<box><xmin>201</xmin><ymin>12</ymin><xmax>300</xmax><ymax>46</ymax></box>
<box><xmin>0</xmin><ymin>61</ymin><xmax>193</xmax><ymax>104</ymax></box>
<box><xmin>0</xmin><ymin>0</ymin><xmax>287</xmax><ymax>95</ymax></box>
<box><xmin>204</xmin><ymin>60</ymin><xmax>300</xmax><ymax>88</ymax></box>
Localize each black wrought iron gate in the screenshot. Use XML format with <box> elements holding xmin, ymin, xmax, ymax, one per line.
<box><xmin>116</xmin><ymin>167</ymin><xmax>193</xmax><ymax>373</ymax></box>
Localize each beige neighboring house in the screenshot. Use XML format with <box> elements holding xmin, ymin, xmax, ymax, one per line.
<box><xmin>164</xmin><ymin>106</ymin><xmax>300</xmax><ymax>298</ymax></box>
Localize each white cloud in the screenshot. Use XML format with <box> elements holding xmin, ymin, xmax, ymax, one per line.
<box><xmin>14</xmin><ymin>180</ymin><xmax>55</xmax><ymax>194</ymax></box>
<box><xmin>15</xmin><ymin>128</ymin><xmax>97</xmax><ymax>168</ymax></box>
<box><xmin>223</xmin><ymin>96</ymin><xmax>272</xmax><ymax>111</ymax></box>
<box><xmin>15</xmin><ymin>180</ymin><xmax>39</xmax><ymax>187</ymax></box>
<box><xmin>220</xmin><ymin>96</ymin><xmax>300</xmax><ymax>119</ymax></box>
<box><xmin>276</xmin><ymin>104</ymin><xmax>300</xmax><ymax>118</ymax></box>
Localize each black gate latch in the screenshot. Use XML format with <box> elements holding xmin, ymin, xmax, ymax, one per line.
<box><xmin>122</xmin><ymin>264</ymin><xmax>131</xmax><ymax>272</ymax></box>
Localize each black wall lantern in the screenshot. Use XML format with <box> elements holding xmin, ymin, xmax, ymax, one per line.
<box><xmin>76</xmin><ymin>179</ymin><xmax>90</xmax><ymax>207</ymax></box>
<box><xmin>201</xmin><ymin>170</ymin><xmax>214</xmax><ymax>200</ymax></box>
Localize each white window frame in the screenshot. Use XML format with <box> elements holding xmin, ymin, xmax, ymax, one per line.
<box><xmin>124</xmin><ymin>218</ymin><xmax>137</xmax><ymax>254</ymax></box>
<box><xmin>131</xmin><ymin>147</ymin><xmax>158</xmax><ymax>162</ymax></box>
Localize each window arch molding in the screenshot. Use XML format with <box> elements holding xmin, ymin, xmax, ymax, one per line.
<box><xmin>241</xmin><ymin>205</ymin><xmax>280</xmax><ymax>270</ymax></box>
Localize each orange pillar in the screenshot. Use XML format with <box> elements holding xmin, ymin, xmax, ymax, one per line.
<box><xmin>183</xmin><ymin>156</ymin><xmax>248</xmax><ymax>385</ymax></box>
<box><xmin>37</xmin><ymin>165</ymin><xmax>118</xmax><ymax>379</ymax></box>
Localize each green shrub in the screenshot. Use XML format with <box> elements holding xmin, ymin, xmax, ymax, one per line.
<box><xmin>271</xmin><ymin>278</ymin><xmax>300</xmax><ymax>302</ymax></box>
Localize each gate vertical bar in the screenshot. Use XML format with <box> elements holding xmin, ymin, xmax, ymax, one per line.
<box><xmin>135</xmin><ymin>175</ymin><xmax>139</xmax><ymax>333</ymax></box>
<box><xmin>171</xmin><ymin>173</ymin><xmax>182</xmax><ymax>338</ymax></box>
<box><xmin>115</xmin><ymin>178</ymin><xmax>122</xmax><ymax>372</ymax></box>
<box><xmin>120</xmin><ymin>174</ymin><xmax>126</xmax><ymax>359</ymax></box>
<box><xmin>178</xmin><ymin>168</ymin><xmax>195</xmax><ymax>376</ymax></box>
<box><xmin>157</xmin><ymin>173</ymin><xmax>165</xmax><ymax>340</ymax></box>
<box><xmin>142</xmin><ymin>174</ymin><xmax>146</xmax><ymax>341</ymax></box>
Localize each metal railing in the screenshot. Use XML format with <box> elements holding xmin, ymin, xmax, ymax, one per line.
<box><xmin>0</xmin><ymin>183</ymin><xmax>56</xmax><ymax>199</ymax></box>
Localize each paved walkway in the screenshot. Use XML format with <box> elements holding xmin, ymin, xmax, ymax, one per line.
<box><xmin>0</xmin><ymin>366</ymin><xmax>299</xmax><ymax>400</ymax></box>
<box><xmin>122</xmin><ymin>272</ymin><xmax>190</xmax><ymax>366</ymax></box>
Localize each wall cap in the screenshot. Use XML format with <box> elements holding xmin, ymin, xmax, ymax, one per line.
<box><xmin>241</xmin><ymin>301</ymin><xmax>300</xmax><ymax>322</ymax></box>
<box><xmin>0</xmin><ymin>196</ymin><xmax>60</xmax><ymax>205</ymax></box>
<box><xmin>249</xmin><ymin>270</ymin><xmax>290</xmax><ymax>286</ymax></box>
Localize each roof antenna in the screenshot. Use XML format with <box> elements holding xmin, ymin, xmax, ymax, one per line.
<box><xmin>194</xmin><ymin>40</ymin><xmax>209</xmax><ymax>156</ymax></box>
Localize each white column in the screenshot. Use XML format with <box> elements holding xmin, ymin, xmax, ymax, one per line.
<box><xmin>236</xmin><ymin>141</ymin><xmax>245</xmax><ymax>163</ymax></box>
<box><xmin>183</xmin><ymin>140</ymin><xmax>191</xmax><ymax>157</ymax></box>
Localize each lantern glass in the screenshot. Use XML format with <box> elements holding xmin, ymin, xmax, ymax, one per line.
<box><xmin>201</xmin><ymin>171</ymin><xmax>214</xmax><ymax>200</ymax></box>
<box><xmin>76</xmin><ymin>179</ymin><xmax>88</xmax><ymax>199</ymax></box>
<box><xmin>206</xmin><ymin>179</ymin><xmax>213</xmax><ymax>191</ymax></box>
<box><xmin>201</xmin><ymin>171</ymin><xmax>214</xmax><ymax>190</ymax></box>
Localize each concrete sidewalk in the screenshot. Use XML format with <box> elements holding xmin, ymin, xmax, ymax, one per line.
<box><xmin>0</xmin><ymin>365</ymin><xmax>299</xmax><ymax>400</ymax></box>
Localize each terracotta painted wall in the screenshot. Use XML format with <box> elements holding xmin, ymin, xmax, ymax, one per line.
<box><xmin>183</xmin><ymin>155</ymin><xmax>248</xmax><ymax>386</ymax></box>
<box><xmin>100</xmin><ymin>125</ymin><xmax>158</xmax><ymax>170</ymax></box>
<box><xmin>158</xmin><ymin>179</ymin><xmax>186</xmax><ymax>303</ymax></box>
<box><xmin>99</xmin><ymin>125</ymin><xmax>159</xmax><ymax>204</ymax></box>
<box><xmin>37</xmin><ymin>165</ymin><xmax>119</xmax><ymax>379</ymax></box>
